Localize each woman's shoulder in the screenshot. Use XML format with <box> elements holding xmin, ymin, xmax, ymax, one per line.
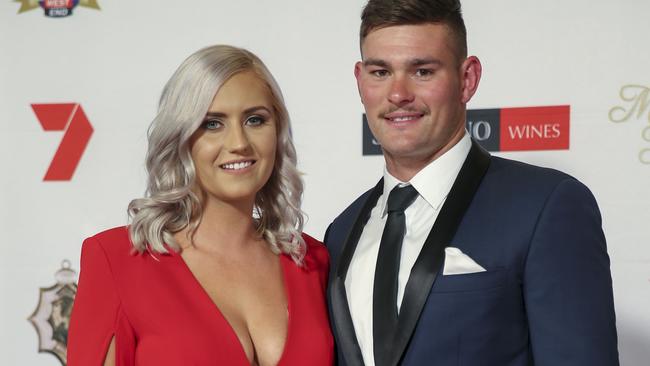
<box><xmin>81</xmin><ymin>226</ymin><xmax>176</xmax><ymax>285</ymax></box>
<box><xmin>300</xmin><ymin>232</ymin><xmax>330</xmax><ymax>271</ymax></box>
<box><xmin>82</xmin><ymin>226</ymin><xmax>136</xmax><ymax>262</ymax></box>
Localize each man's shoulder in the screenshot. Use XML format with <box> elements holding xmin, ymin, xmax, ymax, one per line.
<box><xmin>488</xmin><ymin>155</ymin><xmax>577</xmax><ymax>186</ymax></box>
<box><xmin>484</xmin><ymin>156</ymin><xmax>596</xmax><ymax>204</ymax></box>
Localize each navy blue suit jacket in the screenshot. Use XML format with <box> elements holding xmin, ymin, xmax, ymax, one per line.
<box><xmin>325</xmin><ymin>141</ymin><xmax>618</xmax><ymax>366</ymax></box>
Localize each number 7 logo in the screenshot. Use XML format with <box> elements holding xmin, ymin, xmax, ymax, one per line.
<box><xmin>31</xmin><ymin>103</ymin><xmax>94</xmax><ymax>181</ymax></box>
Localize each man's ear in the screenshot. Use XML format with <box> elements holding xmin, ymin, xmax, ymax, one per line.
<box><xmin>354</xmin><ymin>61</ymin><xmax>363</xmax><ymax>79</ymax></box>
<box><xmin>354</xmin><ymin>61</ymin><xmax>364</xmax><ymax>102</ymax></box>
<box><xmin>460</xmin><ymin>56</ymin><xmax>482</xmax><ymax>104</ymax></box>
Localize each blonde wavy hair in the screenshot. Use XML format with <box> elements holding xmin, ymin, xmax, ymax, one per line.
<box><xmin>128</xmin><ymin>45</ymin><xmax>306</xmax><ymax>263</ymax></box>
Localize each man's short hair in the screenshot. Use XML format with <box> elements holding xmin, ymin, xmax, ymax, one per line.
<box><xmin>360</xmin><ymin>0</ymin><xmax>468</xmax><ymax>60</ymax></box>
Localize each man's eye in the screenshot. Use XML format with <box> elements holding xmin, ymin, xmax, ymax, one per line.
<box><xmin>371</xmin><ymin>69</ymin><xmax>389</xmax><ymax>78</ymax></box>
<box><xmin>202</xmin><ymin>119</ymin><xmax>223</xmax><ymax>130</ymax></box>
<box><xmin>415</xmin><ymin>68</ymin><xmax>434</xmax><ymax>77</ymax></box>
<box><xmin>246</xmin><ymin>115</ymin><xmax>266</xmax><ymax>126</ymax></box>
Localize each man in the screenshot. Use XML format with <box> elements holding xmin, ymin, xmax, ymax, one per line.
<box><xmin>324</xmin><ymin>1</ymin><xmax>619</xmax><ymax>365</ymax></box>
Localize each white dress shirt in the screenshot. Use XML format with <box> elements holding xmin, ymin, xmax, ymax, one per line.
<box><xmin>344</xmin><ymin>133</ymin><xmax>472</xmax><ymax>366</ymax></box>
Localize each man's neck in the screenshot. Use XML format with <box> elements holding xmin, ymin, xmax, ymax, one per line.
<box><xmin>384</xmin><ymin>128</ymin><xmax>466</xmax><ymax>182</ymax></box>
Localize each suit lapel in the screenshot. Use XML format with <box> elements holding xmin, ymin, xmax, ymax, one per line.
<box><xmin>330</xmin><ymin>179</ymin><xmax>384</xmax><ymax>366</ymax></box>
<box><xmin>389</xmin><ymin>141</ymin><xmax>491</xmax><ymax>366</ymax></box>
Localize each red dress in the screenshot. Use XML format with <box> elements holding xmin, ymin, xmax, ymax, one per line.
<box><xmin>67</xmin><ymin>227</ymin><xmax>334</xmax><ymax>365</ymax></box>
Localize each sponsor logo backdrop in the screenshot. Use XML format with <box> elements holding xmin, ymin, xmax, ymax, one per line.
<box><xmin>1</xmin><ymin>1</ymin><xmax>648</xmax><ymax>364</ymax></box>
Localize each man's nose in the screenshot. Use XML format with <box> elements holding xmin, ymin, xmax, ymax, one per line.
<box><xmin>387</xmin><ymin>75</ymin><xmax>415</xmax><ymax>106</ymax></box>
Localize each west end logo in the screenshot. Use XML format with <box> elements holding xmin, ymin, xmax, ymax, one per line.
<box><xmin>609</xmin><ymin>85</ymin><xmax>650</xmax><ymax>164</ymax></box>
<box><xmin>32</xmin><ymin>103</ymin><xmax>94</xmax><ymax>181</ymax></box>
<box><xmin>15</xmin><ymin>0</ymin><xmax>100</xmax><ymax>17</ymax></box>
<box><xmin>362</xmin><ymin>105</ymin><xmax>570</xmax><ymax>155</ymax></box>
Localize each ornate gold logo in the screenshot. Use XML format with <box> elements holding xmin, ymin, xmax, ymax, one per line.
<box><xmin>15</xmin><ymin>1</ymin><xmax>100</xmax><ymax>17</ymax></box>
<box><xmin>609</xmin><ymin>85</ymin><xmax>650</xmax><ymax>164</ymax></box>
<box><xmin>28</xmin><ymin>260</ymin><xmax>78</xmax><ymax>365</ymax></box>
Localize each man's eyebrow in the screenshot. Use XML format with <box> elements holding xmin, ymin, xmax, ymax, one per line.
<box><xmin>363</xmin><ymin>58</ymin><xmax>390</xmax><ymax>68</ymax></box>
<box><xmin>363</xmin><ymin>58</ymin><xmax>443</xmax><ymax>68</ymax></box>
<box><xmin>409</xmin><ymin>58</ymin><xmax>443</xmax><ymax>67</ymax></box>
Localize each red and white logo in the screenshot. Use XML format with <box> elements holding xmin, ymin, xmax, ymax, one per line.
<box><xmin>500</xmin><ymin>105</ymin><xmax>570</xmax><ymax>151</ymax></box>
<box><xmin>31</xmin><ymin>103</ymin><xmax>93</xmax><ymax>181</ymax></box>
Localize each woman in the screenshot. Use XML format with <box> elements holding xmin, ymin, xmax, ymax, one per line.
<box><xmin>67</xmin><ymin>45</ymin><xmax>333</xmax><ymax>366</ymax></box>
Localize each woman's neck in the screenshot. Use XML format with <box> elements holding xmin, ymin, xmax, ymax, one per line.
<box><xmin>179</xmin><ymin>195</ymin><xmax>261</xmax><ymax>254</ymax></box>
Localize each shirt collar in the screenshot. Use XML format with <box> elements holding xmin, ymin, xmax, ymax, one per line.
<box><xmin>379</xmin><ymin>132</ymin><xmax>472</xmax><ymax>216</ymax></box>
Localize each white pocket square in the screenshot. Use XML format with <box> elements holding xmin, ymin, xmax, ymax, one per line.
<box><xmin>442</xmin><ymin>247</ymin><xmax>486</xmax><ymax>275</ymax></box>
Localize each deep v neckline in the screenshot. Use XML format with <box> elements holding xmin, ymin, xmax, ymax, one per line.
<box><xmin>172</xmin><ymin>250</ymin><xmax>293</xmax><ymax>365</ymax></box>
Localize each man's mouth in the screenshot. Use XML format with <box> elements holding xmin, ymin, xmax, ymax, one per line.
<box><xmin>389</xmin><ymin>115</ymin><xmax>420</xmax><ymax>122</ymax></box>
<box><xmin>383</xmin><ymin>112</ymin><xmax>425</xmax><ymax>123</ymax></box>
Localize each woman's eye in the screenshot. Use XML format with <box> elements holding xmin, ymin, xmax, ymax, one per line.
<box><xmin>246</xmin><ymin>116</ymin><xmax>266</xmax><ymax>126</ymax></box>
<box><xmin>202</xmin><ymin>119</ymin><xmax>223</xmax><ymax>130</ymax></box>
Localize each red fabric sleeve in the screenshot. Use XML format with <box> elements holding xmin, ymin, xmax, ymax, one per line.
<box><xmin>67</xmin><ymin>237</ymin><xmax>122</xmax><ymax>366</ymax></box>
<box><xmin>302</xmin><ymin>233</ymin><xmax>331</xmax><ymax>291</ymax></box>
